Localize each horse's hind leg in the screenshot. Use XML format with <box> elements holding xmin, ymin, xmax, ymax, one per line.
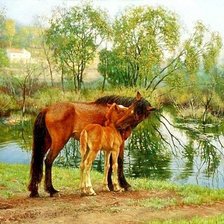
<box><xmin>44</xmin><ymin>141</ymin><xmax>64</xmax><ymax>197</ymax></box>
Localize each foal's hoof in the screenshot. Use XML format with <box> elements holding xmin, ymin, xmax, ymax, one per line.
<box><xmin>86</xmin><ymin>187</ymin><xmax>96</xmax><ymax>196</ymax></box>
<box><xmin>87</xmin><ymin>192</ymin><xmax>96</xmax><ymax>196</ymax></box>
<box><xmin>102</xmin><ymin>185</ymin><xmax>110</xmax><ymax>192</ymax></box>
<box><xmin>114</xmin><ymin>186</ymin><xmax>124</xmax><ymax>193</ymax></box>
<box><xmin>81</xmin><ymin>191</ymin><xmax>96</xmax><ymax>196</ymax></box>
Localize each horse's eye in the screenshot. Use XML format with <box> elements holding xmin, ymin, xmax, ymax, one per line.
<box><xmin>135</xmin><ymin>108</ymin><xmax>142</xmax><ymax>115</ymax></box>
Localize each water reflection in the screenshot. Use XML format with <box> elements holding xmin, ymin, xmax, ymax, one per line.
<box><xmin>0</xmin><ymin>142</ymin><xmax>31</xmax><ymax>163</ymax></box>
<box><xmin>1</xmin><ymin>111</ymin><xmax>224</xmax><ymax>189</ymax></box>
<box><xmin>0</xmin><ymin>118</ymin><xmax>32</xmax><ymax>163</ymax></box>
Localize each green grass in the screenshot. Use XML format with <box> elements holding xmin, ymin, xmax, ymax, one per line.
<box><xmin>150</xmin><ymin>214</ymin><xmax>224</xmax><ymax>224</ymax></box>
<box><xmin>130</xmin><ymin>177</ymin><xmax>224</xmax><ymax>205</ymax></box>
<box><xmin>128</xmin><ymin>197</ymin><xmax>177</xmax><ymax>210</ymax></box>
<box><xmin>0</xmin><ymin>163</ymin><xmax>103</xmax><ymax>198</ymax></box>
<box><xmin>2</xmin><ymin>164</ymin><xmax>224</xmax><ymax>223</ymax></box>
<box><xmin>1</xmin><ymin>163</ymin><xmax>224</xmax><ymax>207</ymax></box>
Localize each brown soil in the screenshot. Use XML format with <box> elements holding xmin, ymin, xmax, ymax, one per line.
<box><xmin>1</xmin><ymin>189</ymin><xmax>224</xmax><ymax>224</ymax></box>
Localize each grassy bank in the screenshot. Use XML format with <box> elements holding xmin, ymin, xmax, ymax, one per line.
<box><xmin>2</xmin><ymin>163</ymin><xmax>224</xmax><ymax>223</ymax></box>
<box><xmin>1</xmin><ymin>163</ymin><xmax>224</xmax><ymax>203</ymax></box>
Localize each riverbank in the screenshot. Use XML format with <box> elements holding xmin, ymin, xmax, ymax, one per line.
<box><xmin>1</xmin><ymin>163</ymin><xmax>224</xmax><ymax>223</ymax></box>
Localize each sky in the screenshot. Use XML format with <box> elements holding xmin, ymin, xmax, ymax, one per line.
<box><xmin>1</xmin><ymin>0</ymin><xmax>224</xmax><ymax>40</ymax></box>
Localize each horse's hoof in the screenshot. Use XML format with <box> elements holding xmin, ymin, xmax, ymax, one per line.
<box><xmin>120</xmin><ymin>183</ymin><xmax>131</xmax><ymax>191</ymax></box>
<box><xmin>29</xmin><ymin>192</ymin><xmax>40</xmax><ymax>198</ymax></box>
<box><xmin>124</xmin><ymin>186</ymin><xmax>132</xmax><ymax>191</ymax></box>
<box><xmin>49</xmin><ymin>189</ymin><xmax>59</xmax><ymax>197</ymax></box>
<box><xmin>108</xmin><ymin>184</ymin><xmax>114</xmax><ymax>191</ymax></box>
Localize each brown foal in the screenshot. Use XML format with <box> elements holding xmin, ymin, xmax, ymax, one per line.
<box><xmin>79</xmin><ymin>103</ymin><xmax>135</xmax><ymax>196</ymax></box>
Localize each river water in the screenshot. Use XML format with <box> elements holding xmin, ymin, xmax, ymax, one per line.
<box><xmin>1</xmin><ymin>111</ymin><xmax>224</xmax><ymax>189</ymax></box>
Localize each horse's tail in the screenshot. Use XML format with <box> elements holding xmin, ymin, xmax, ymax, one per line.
<box><xmin>80</xmin><ymin>130</ymin><xmax>88</xmax><ymax>160</ymax></box>
<box><xmin>28</xmin><ymin>109</ymin><xmax>49</xmax><ymax>192</ymax></box>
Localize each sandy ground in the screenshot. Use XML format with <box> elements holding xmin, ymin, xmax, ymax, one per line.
<box><xmin>1</xmin><ymin>189</ymin><xmax>224</xmax><ymax>224</ymax></box>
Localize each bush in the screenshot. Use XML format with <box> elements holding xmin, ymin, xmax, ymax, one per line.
<box><xmin>0</xmin><ymin>93</ymin><xmax>18</xmax><ymax>117</ymax></box>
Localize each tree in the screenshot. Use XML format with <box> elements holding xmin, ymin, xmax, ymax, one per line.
<box><xmin>0</xmin><ymin>7</ymin><xmax>6</xmax><ymax>47</ymax></box>
<box><xmin>108</xmin><ymin>6</ymin><xmax>180</xmax><ymax>87</ymax></box>
<box><xmin>46</xmin><ymin>4</ymin><xmax>111</xmax><ymax>91</ymax></box>
<box><xmin>4</xmin><ymin>19</ymin><xmax>16</xmax><ymax>47</ymax></box>
<box><xmin>163</xmin><ymin>22</ymin><xmax>223</xmax><ymax>123</ymax></box>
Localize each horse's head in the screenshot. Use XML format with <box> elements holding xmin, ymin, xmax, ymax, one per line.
<box><xmin>95</xmin><ymin>91</ymin><xmax>156</xmax><ymax>130</ymax></box>
<box><xmin>130</xmin><ymin>91</ymin><xmax>155</xmax><ymax>128</ymax></box>
<box><xmin>115</xmin><ymin>92</ymin><xmax>156</xmax><ymax>129</ymax></box>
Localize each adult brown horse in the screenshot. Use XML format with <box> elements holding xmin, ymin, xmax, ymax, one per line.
<box><xmin>28</xmin><ymin>92</ymin><xmax>155</xmax><ymax>197</ymax></box>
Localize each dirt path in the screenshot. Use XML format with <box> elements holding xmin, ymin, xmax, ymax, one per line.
<box><xmin>1</xmin><ymin>189</ymin><xmax>224</xmax><ymax>224</ymax></box>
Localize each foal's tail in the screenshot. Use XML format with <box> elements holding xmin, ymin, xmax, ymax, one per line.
<box><xmin>28</xmin><ymin>110</ymin><xmax>50</xmax><ymax>192</ymax></box>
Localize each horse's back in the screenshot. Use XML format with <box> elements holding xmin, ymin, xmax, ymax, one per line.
<box><xmin>44</xmin><ymin>102</ymin><xmax>76</xmax><ymax>141</ymax></box>
<box><xmin>45</xmin><ymin>102</ymin><xmax>76</xmax><ymax>122</ymax></box>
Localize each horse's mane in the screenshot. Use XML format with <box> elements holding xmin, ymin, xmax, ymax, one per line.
<box><xmin>95</xmin><ymin>95</ymin><xmax>151</xmax><ymax>116</ymax></box>
<box><xmin>95</xmin><ymin>95</ymin><xmax>134</xmax><ymax>107</ymax></box>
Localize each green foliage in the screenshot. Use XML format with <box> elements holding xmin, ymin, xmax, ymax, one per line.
<box><xmin>101</xmin><ymin>6</ymin><xmax>180</xmax><ymax>87</ymax></box>
<box><xmin>0</xmin><ymin>7</ymin><xmax>5</xmax><ymax>47</ymax></box>
<box><xmin>46</xmin><ymin>3</ymin><xmax>111</xmax><ymax>91</ymax></box>
<box><xmin>0</xmin><ymin>48</ymin><xmax>9</xmax><ymax>67</ymax></box>
<box><xmin>0</xmin><ymin>92</ymin><xmax>17</xmax><ymax>116</ymax></box>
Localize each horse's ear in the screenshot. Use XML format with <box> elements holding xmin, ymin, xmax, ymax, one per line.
<box><xmin>114</xmin><ymin>104</ymin><xmax>120</xmax><ymax>111</ymax></box>
<box><xmin>136</xmin><ymin>91</ymin><xmax>142</xmax><ymax>100</ymax></box>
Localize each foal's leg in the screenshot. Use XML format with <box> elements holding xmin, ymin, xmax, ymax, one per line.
<box><xmin>44</xmin><ymin>141</ymin><xmax>64</xmax><ymax>197</ymax></box>
<box><xmin>80</xmin><ymin>134</ymin><xmax>89</xmax><ymax>195</ymax></box>
<box><xmin>108</xmin><ymin>142</ymin><xmax>131</xmax><ymax>191</ymax></box>
<box><xmin>111</xmin><ymin>150</ymin><xmax>121</xmax><ymax>192</ymax></box>
<box><xmin>80</xmin><ymin>149</ymin><xmax>90</xmax><ymax>195</ymax></box>
<box><xmin>84</xmin><ymin>150</ymin><xmax>98</xmax><ymax>196</ymax></box>
<box><xmin>102</xmin><ymin>151</ymin><xmax>111</xmax><ymax>191</ymax></box>
<box><xmin>80</xmin><ymin>157</ymin><xmax>86</xmax><ymax>195</ymax></box>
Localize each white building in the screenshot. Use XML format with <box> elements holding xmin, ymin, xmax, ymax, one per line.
<box><xmin>6</xmin><ymin>48</ymin><xmax>31</xmax><ymax>63</ymax></box>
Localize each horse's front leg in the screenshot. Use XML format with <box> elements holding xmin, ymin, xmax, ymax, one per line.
<box><xmin>117</xmin><ymin>142</ymin><xmax>131</xmax><ymax>190</ymax></box>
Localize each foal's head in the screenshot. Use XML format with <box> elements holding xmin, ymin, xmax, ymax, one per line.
<box><xmin>105</xmin><ymin>103</ymin><xmax>135</xmax><ymax>129</ymax></box>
